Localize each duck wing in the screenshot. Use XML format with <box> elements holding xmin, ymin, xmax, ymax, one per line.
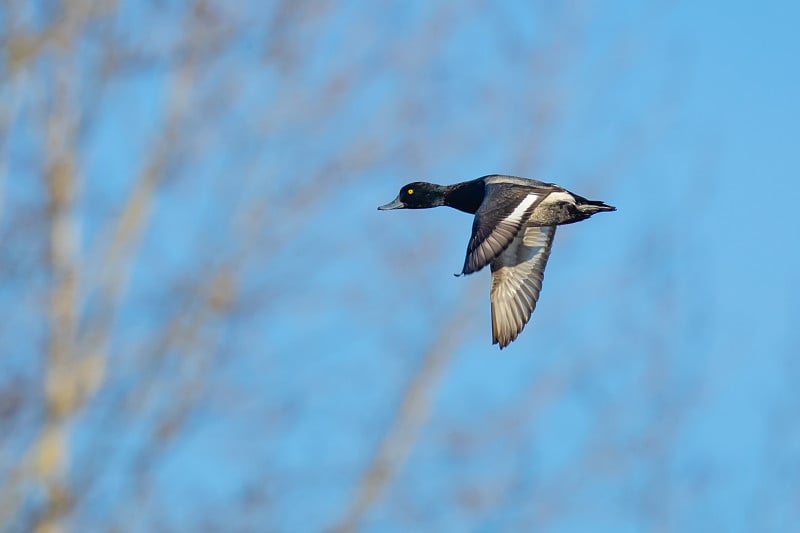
<box><xmin>489</xmin><ymin>224</ymin><xmax>556</xmax><ymax>348</ymax></box>
<box><xmin>461</xmin><ymin>184</ymin><xmax>549</xmax><ymax>275</ymax></box>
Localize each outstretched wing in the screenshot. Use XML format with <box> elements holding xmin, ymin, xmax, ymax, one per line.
<box><xmin>461</xmin><ymin>184</ymin><xmax>547</xmax><ymax>275</ymax></box>
<box><xmin>489</xmin><ymin>225</ymin><xmax>557</xmax><ymax>348</ymax></box>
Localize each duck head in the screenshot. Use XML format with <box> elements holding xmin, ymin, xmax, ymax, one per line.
<box><xmin>378</xmin><ymin>182</ymin><xmax>445</xmax><ymax>210</ymax></box>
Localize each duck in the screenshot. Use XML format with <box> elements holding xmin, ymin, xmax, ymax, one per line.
<box><xmin>378</xmin><ymin>174</ymin><xmax>616</xmax><ymax>349</ymax></box>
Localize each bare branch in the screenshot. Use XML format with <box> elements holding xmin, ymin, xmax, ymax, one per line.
<box><xmin>34</xmin><ymin>44</ymin><xmax>82</xmax><ymax>533</ymax></box>
<box><xmin>77</xmin><ymin>56</ymin><xmax>195</xmax><ymax>362</ymax></box>
<box><xmin>332</xmin><ymin>286</ymin><xmax>482</xmax><ymax>533</ymax></box>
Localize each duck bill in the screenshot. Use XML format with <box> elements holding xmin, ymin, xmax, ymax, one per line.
<box><xmin>378</xmin><ymin>197</ymin><xmax>405</xmax><ymax>210</ymax></box>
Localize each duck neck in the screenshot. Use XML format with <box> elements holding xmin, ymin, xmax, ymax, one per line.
<box><xmin>443</xmin><ymin>179</ymin><xmax>486</xmax><ymax>214</ymax></box>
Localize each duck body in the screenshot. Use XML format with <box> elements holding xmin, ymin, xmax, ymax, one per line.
<box><xmin>379</xmin><ymin>175</ymin><xmax>615</xmax><ymax>349</ymax></box>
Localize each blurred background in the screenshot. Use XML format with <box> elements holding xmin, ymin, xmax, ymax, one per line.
<box><xmin>2</xmin><ymin>1</ymin><xmax>799</xmax><ymax>532</ymax></box>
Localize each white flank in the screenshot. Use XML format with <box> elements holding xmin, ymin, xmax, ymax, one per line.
<box><xmin>503</xmin><ymin>193</ymin><xmax>539</xmax><ymax>225</ymax></box>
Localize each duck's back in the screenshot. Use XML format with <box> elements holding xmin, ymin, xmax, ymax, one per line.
<box><xmin>482</xmin><ymin>174</ymin><xmax>559</xmax><ymax>190</ymax></box>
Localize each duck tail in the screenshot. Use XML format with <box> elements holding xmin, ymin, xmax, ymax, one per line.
<box><xmin>575</xmin><ymin>195</ymin><xmax>616</xmax><ymax>214</ymax></box>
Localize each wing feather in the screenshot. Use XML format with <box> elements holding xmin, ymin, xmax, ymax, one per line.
<box><xmin>461</xmin><ymin>184</ymin><xmax>549</xmax><ymax>275</ymax></box>
<box><xmin>490</xmin><ymin>225</ymin><xmax>557</xmax><ymax>348</ymax></box>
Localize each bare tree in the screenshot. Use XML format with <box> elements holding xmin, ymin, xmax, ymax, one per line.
<box><xmin>0</xmin><ymin>1</ymin><xmax>692</xmax><ymax>532</ymax></box>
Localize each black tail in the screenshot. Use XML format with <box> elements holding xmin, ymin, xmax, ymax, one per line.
<box><xmin>575</xmin><ymin>195</ymin><xmax>616</xmax><ymax>214</ymax></box>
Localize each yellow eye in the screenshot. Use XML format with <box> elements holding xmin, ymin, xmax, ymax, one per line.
<box><xmin>407</xmin><ymin>189</ymin><xmax>414</xmax><ymax>195</ymax></box>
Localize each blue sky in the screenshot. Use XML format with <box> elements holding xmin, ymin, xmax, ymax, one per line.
<box><xmin>3</xmin><ymin>0</ymin><xmax>800</xmax><ymax>531</ymax></box>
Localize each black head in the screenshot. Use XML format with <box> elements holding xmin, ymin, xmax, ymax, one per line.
<box><xmin>378</xmin><ymin>182</ymin><xmax>445</xmax><ymax>210</ymax></box>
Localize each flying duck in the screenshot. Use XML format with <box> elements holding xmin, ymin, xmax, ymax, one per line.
<box><xmin>378</xmin><ymin>174</ymin><xmax>615</xmax><ymax>349</ymax></box>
